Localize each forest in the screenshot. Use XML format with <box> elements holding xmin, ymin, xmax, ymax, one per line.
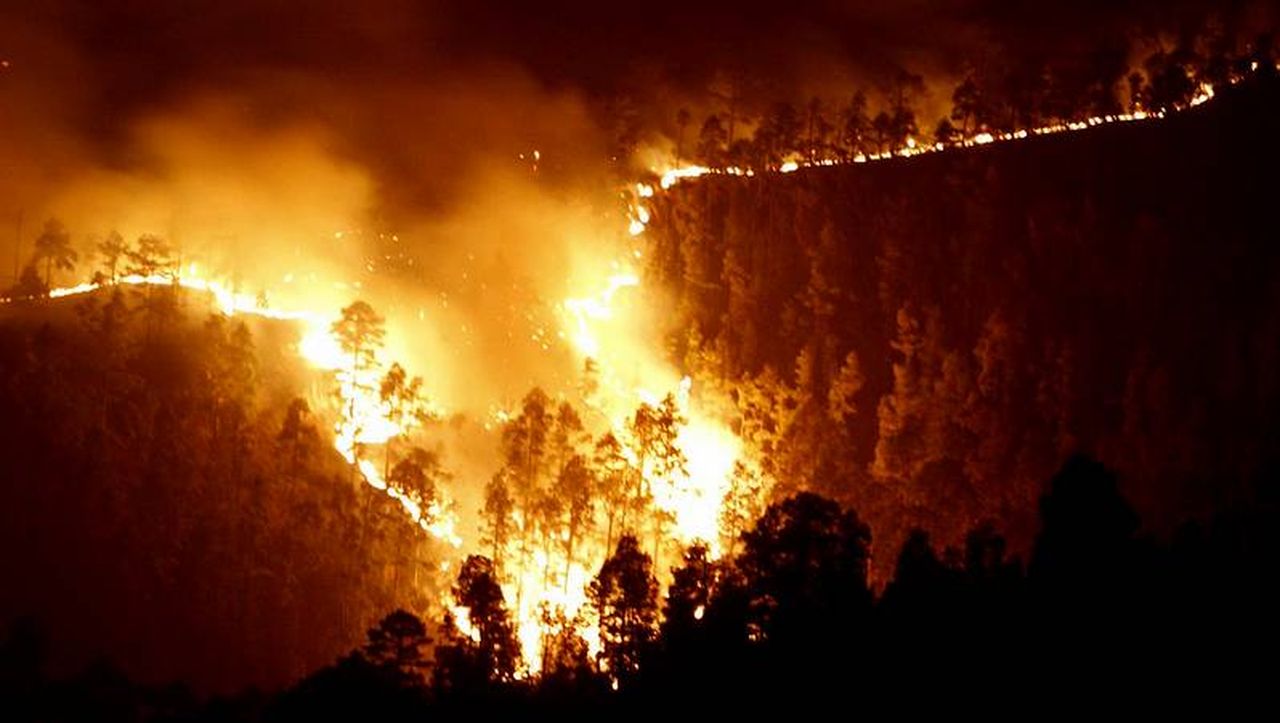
<box><xmin>3</xmin><ymin>10</ymin><xmax>1280</xmax><ymax>719</ymax></box>
<box><xmin>623</xmin><ymin>31</ymin><xmax>1263</xmax><ymax>171</ymax></box>
<box><xmin>0</xmin><ymin>283</ymin><xmax>447</xmax><ymax>692</ymax></box>
<box><xmin>3</xmin><ymin>75</ymin><xmax>1280</xmax><ymax>717</ymax></box>
<box><xmin>3</xmin><ymin>446</ymin><xmax>1276</xmax><ymax>718</ymax></box>
<box><xmin>646</xmin><ymin>68</ymin><xmax>1280</xmax><ymax>574</ymax></box>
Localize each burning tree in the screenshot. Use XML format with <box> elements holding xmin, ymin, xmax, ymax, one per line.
<box><xmin>720</xmin><ymin>461</ymin><xmax>765</xmax><ymax>557</ymax></box>
<box><xmin>660</xmin><ymin>541</ymin><xmax>721</xmax><ymax>648</ymax></box>
<box><xmin>388</xmin><ymin>446</ymin><xmax>447</xmax><ymax>514</ymax></box>
<box><xmin>555</xmin><ymin>454</ymin><xmax>595</xmax><ymax>587</ymax></box>
<box><xmin>482</xmin><ymin>470</ymin><xmax>516</xmax><ymax>569</ymax></box>
<box><xmin>628</xmin><ymin>393</ymin><xmax>688</xmax><ymax>568</ymax></box>
<box><xmin>332</xmin><ymin>300</ymin><xmax>386</xmax><ymax>377</ymax></box>
<box><xmin>498</xmin><ymin>387</ymin><xmax>555</xmax><ymax>606</ymax></box>
<box><xmin>331</xmin><ymin>300</ymin><xmax>386</xmax><ymax>470</ymax></box>
<box><xmin>379</xmin><ymin>362</ymin><xmax>431</xmax><ymax>477</ymax></box>
<box><xmin>591</xmin><ymin>431</ymin><xmax>635</xmax><ymax>557</ymax></box>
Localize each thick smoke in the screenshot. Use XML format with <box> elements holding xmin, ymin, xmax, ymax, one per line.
<box><xmin>2</xmin><ymin>0</ymin><xmax>1272</xmax><ymax>500</ymax></box>
<box><xmin>5</xmin><ymin>0</ymin><xmax>1269</xmax><ymax>225</ymax></box>
<box><xmin>3</xmin><ymin>0</ymin><xmax>1269</xmax><ymax>500</ymax></box>
<box><xmin>2</xmin><ymin>0</ymin><xmax>1275</xmax><ymax>690</ymax></box>
<box><xmin>0</xmin><ymin>0</ymin><xmax>622</xmax><ymax>399</ymax></box>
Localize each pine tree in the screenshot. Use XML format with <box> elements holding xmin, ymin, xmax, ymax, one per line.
<box><xmin>589</xmin><ymin>535</ymin><xmax>658</xmax><ymax>684</ymax></box>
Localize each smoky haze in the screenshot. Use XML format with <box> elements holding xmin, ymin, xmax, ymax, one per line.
<box><xmin>2</xmin><ymin>0</ymin><xmax>1278</xmax><ymax>695</ymax></box>
<box><xmin>0</xmin><ymin>0</ymin><xmax>1270</xmax><ymax>405</ymax></box>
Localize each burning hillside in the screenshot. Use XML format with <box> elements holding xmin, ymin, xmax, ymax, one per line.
<box><xmin>2</xmin><ymin>0</ymin><xmax>1279</xmax><ymax>705</ymax></box>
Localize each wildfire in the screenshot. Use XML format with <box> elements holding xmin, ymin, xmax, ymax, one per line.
<box><xmin>561</xmin><ymin>269</ymin><xmax>742</xmax><ymax>554</ymax></box>
<box><xmin>10</xmin><ymin>265</ymin><xmax>464</xmax><ymax>551</ymax></box>
<box><xmin>482</xmin><ymin>255</ymin><xmax>747</xmax><ymax>676</ymax></box>
<box><xmin>642</xmin><ymin>75</ymin><xmax>1250</xmax><ymax>196</ymax></box>
<box><xmin>0</xmin><ymin>61</ymin><xmax>1256</xmax><ymax>683</ymax></box>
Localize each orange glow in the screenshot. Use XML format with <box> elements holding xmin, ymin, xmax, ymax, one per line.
<box><xmin>20</xmin><ymin>268</ymin><xmax>464</xmax><ymax>551</ymax></box>
<box><xmin>1</xmin><ymin>63</ymin><xmax>1256</xmax><ymax>682</ymax></box>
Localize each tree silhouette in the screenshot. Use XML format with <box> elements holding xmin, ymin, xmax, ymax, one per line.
<box><xmin>482</xmin><ymin>470</ymin><xmax>515</xmax><ymax>569</ymax></box>
<box><xmin>556</xmin><ymin>454</ymin><xmax>594</xmax><ymax>586</ymax></box>
<box><xmin>889</xmin><ymin>69</ymin><xmax>925</xmax><ymax>146</ymax></box>
<box><xmin>124</xmin><ymin>234</ymin><xmax>178</xmax><ymax>334</ymax></box>
<box><xmin>361</xmin><ymin>609</ymin><xmax>432</xmax><ymax>687</ymax></box>
<box><xmin>934</xmin><ymin>117</ymin><xmax>960</xmax><ymax>145</ymax></box>
<box><xmin>720</xmin><ymin>461</ymin><xmax>765</xmax><ymax>557</ymax></box>
<box><xmin>388</xmin><ymin>446</ymin><xmax>445</xmax><ymax>512</ymax></box>
<box><xmin>537</xmin><ymin>607</ymin><xmax>595</xmax><ymax>689</ymax></box>
<box><xmin>872</xmin><ymin>304</ymin><xmax>928</xmax><ymax>486</ymax></box>
<box><xmin>437</xmin><ymin>555</ymin><xmax>520</xmax><ymax>689</ymax></box>
<box><xmin>1145</xmin><ymin>46</ymin><xmax>1199</xmax><ymax>110</ymax></box>
<box><xmin>661</xmin><ymin>542</ymin><xmax>717</xmax><ymax>645</ymax></box>
<box><xmin>697</xmin><ymin>115</ymin><xmax>727</xmax><ymax>167</ymax></box>
<box><xmin>589</xmin><ymin>534</ymin><xmax>658</xmax><ymax>685</ymax></box>
<box><xmin>879</xmin><ymin>529</ymin><xmax>953</xmax><ymax>620</ymax></box>
<box><xmin>7</xmin><ymin>263</ymin><xmax>46</xmax><ymax>299</ymax></box>
<box><xmin>95</xmin><ymin>230</ymin><xmax>127</xmax><ymax>284</ymax></box>
<box><xmin>754</xmin><ymin>101</ymin><xmax>801</xmax><ymax>167</ymax></box>
<box><xmin>674</xmin><ymin>108</ymin><xmax>691</xmax><ymax>166</ymax></box>
<box><xmin>805</xmin><ymin>96</ymin><xmax>833</xmax><ymax>162</ymax></box>
<box><xmin>379</xmin><ymin>362</ymin><xmax>429</xmax><ymax>477</ymax></box>
<box><xmin>32</xmin><ymin>218</ymin><xmax>76</xmax><ymax>288</ymax></box>
<box><xmin>499</xmin><ymin>387</ymin><xmax>555</xmax><ymax>607</ymax></box>
<box><xmin>1029</xmin><ymin>455</ymin><xmax>1139</xmax><ymax>591</ymax></box>
<box><xmin>951</xmin><ymin>76</ymin><xmax>983</xmax><ymax>133</ymax></box>
<box><xmin>839</xmin><ymin>91</ymin><xmax>870</xmax><ymax>158</ymax></box>
<box><xmin>871</xmin><ymin>110</ymin><xmax>893</xmax><ymax>152</ymax></box>
<box><xmin>628</xmin><ymin>394</ymin><xmax>687</xmax><ymax>565</ymax></box>
<box><xmin>736</xmin><ymin>493</ymin><xmax>872</xmax><ymax>647</ymax></box>
<box><xmin>124</xmin><ymin>234</ymin><xmax>175</xmax><ymax>279</ymax></box>
<box><xmin>277</xmin><ymin>397</ymin><xmax>321</xmax><ymax>476</ymax></box>
<box><xmin>592</xmin><ymin>431</ymin><xmax>634</xmax><ymax>555</ymax></box>
<box><xmin>332</xmin><ymin>301</ymin><xmax>385</xmax><ymax>377</ymax></box>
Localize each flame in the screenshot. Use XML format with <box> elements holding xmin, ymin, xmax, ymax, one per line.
<box><xmin>3</xmin><ymin>63</ymin><xmax>1260</xmax><ymax>682</ymax></box>
<box><xmin>641</xmin><ymin>71</ymin><xmax>1263</xmax><ymax>195</ymax></box>
<box><xmin>14</xmin><ymin>266</ymin><xmax>464</xmax><ymax>550</ymax></box>
<box><xmin>561</xmin><ymin>271</ymin><xmax>639</xmax><ymax>358</ymax></box>
<box><xmin>491</xmin><ymin>258</ymin><xmax>747</xmax><ymax>675</ymax></box>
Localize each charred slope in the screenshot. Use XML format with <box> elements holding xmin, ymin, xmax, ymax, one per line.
<box><xmin>649</xmin><ymin>74</ymin><xmax>1280</xmax><ymax>564</ymax></box>
<box><xmin>0</xmin><ymin>290</ymin><xmax>441</xmax><ymax>694</ymax></box>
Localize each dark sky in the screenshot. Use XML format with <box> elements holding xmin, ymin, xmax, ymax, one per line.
<box><xmin>7</xmin><ymin>1</ymin><xmax>1262</xmax><ymax>118</ymax></box>
<box><xmin>0</xmin><ymin>0</ymin><xmax>1272</xmax><ymax>222</ymax></box>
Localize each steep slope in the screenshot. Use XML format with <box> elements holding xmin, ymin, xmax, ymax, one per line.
<box><xmin>0</xmin><ymin>289</ymin><xmax>445</xmax><ymax>693</ymax></box>
<box><xmin>648</xmin><ymin>74</ymin><xmax>1280</xmax><ymax>564</ymax></box>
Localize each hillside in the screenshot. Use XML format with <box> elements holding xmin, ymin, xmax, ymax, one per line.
<box><xmin>0</xmin><ymin>288</ymin><xmax>445</xmax><ymax>693</ymax></box>
<box><xmin>647</xmin><ymin>73</ymin><xmax>1280</xmax><ymax>564</ymax></box>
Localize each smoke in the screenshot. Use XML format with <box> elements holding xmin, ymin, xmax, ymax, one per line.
<box><xmin>2</xmin><ymin>0</ymin><xmax>1273</xmax><ymax>530</ymax></box>
<box><xmin>5</xmin><ymin>0</ymin><xmax>1269</xmax><ymax>225</ymax></box>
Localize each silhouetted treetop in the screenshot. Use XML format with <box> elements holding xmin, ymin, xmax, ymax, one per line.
<box><xmin>736</xmin><ymin>493</ymin><xmax>872</xmax><ymax>644</ymax></box>
<box><xmin>1030</xmin><ymin>455</ymin><xmax>1140</xmax><ymax>587</ymax></box>
<box><xmin>360</xmin><ymin>610</ymin><xmax>432</xmax><ymax>687</ymax></box>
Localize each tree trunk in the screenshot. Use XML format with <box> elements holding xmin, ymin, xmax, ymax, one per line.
<box><xmin>563</xmin><ymin>525</ymin><xmax>576</xmax><ymax>593</ymax></box>
<box><xmin>605</xmin><ymin>513</ymin><xmax>615</xmax><ymax>560</ymax></box>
